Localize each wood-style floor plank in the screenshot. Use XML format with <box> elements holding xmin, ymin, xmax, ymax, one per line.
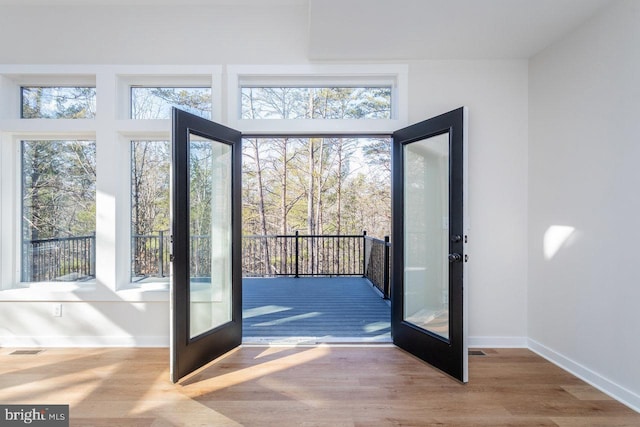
<box><xmin>0</xmin><ymin>347</ymin><xmax>638</xmax><ymax>426</ymax></box>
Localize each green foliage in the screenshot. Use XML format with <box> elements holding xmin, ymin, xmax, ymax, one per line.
<box><xmin>188</xmin><ymin>141</ymin><xmax>214</xmax><ymax>237</ymax></box>
<box><xmin>22</xmin><ymin>140</ymin><xmax>96</xmax><ymax>240</ymax></box>
<box><xmin>131</xmin><ymin>141</ymin><xmax>171</xmax><ymax>236</ymax></box>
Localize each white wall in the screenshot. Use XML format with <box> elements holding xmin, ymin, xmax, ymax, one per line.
<box><xmin>0</xmin><ymin>5</ymin><xmax>308</xmax><ymax>64</ymax></box>
<box><xmin>0</xmin><ymin>5</ymin><xmax>529</xmax><ymax>347</ymax></box>
<box><xmin>528</xmin><ymin>0</ymin><xmax>640</xmax><ymax>409</ymax></box>
<box><xmin>409</xmin><ymin>60</ymin><xmax>529</xmax><ymax>345</ymax></box>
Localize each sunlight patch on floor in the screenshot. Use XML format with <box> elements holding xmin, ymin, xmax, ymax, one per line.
<box><xmin>180</xmin><ymin>346</ymin><xmax>331</xmax><ymax>395</ymax></box>
<box><xmin>363</xmin><ymin>321</ymin><xmax>390</xmax><ymax>333</ymax></box>
<box><xmin>252</xmin><ymin>311</ymin><xmax>322</xmax><ymax>327</ymax></box>
<box><xmin>242</xmin><ymin>305</ymin><xmax>291</xmax><ymax>319</ymax></box>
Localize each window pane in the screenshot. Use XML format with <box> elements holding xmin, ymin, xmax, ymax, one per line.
<box><xmin>131</xmin><ymin>140</ymin><xmax>171</xmax><ymax>282</ymax></box>
<box><xmin>189</xmin><ymin>136</ymin><xmax>233</xmax><ymax>338</ymax></box>
<box><xmin>22</xmin><ymin>140</ymin><xmax>96</xmax><ymax>282</ymax></box>
<box><xmin>241</xmin><ymin>87</ymin><xmax>392</xmax><ymax>119</ymax></box>
<box><xmin>403</xmin><ymin>133</ymin><xmax>450</xmax><ymax>340</ymax></box>
<box><xmin>21</xmin><ymin>87</ymin><xmax>96</xmax><ymax>119</ymax></box>
<box><xmin>131</xmin><ymin>87</ymin><xmax>212</xmax><ymax>119</ymax></box>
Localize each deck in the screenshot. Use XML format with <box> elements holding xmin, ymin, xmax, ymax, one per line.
<box><xmin>242</xmin><ymin>277</ymin><xmax>391</xmax><ymax>344</ymax></box>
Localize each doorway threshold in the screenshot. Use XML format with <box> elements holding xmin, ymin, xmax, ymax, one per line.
<box><xmin>242</xmin><ymin>336</ymin><xmax>393</xmax><ymax>346</ymax></box>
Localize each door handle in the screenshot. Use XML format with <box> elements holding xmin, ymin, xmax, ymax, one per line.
<box><xmin>448</xmin><ymin>253</ymin><xmax>462</xmax><ymax>263</ymax></box>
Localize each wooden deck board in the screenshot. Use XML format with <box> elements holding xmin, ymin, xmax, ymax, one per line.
<box><xmin>1</xmin><ymin>347</ymin><xmax>638</xmax><ymax>426</ymax></box>
<box><xmin>242</xmin><ymin>277</ymin><xmax>390</xmax><ymax>343</ymax></box>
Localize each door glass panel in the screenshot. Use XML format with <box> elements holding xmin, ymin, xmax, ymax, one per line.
<box><xmin>403</xmin><ymin>132</ymin><xmax>450</xmax><ymax>340</ymax></box>
<box><xmin>189</xmin><ymin>133</ymin><xmax>232</xmax><ymax>338</ymax></box>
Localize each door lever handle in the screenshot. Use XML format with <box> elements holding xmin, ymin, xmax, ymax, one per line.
<box><xmin>448</xmin><ymin>253</ymin><xmax>462</xmax><ymax>263</ymax></box>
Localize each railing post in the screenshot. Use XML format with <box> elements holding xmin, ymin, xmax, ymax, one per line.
<box><xmin>91</xmin><ymin>232</ymin><xmax>97</xmax><ymax>278</ymax></box>
<box><xmin>294</xmin><ymin>230</ymin><xmax>299</xmax><ymax>278</ymax></box>
<box><xmin>158</xmin><ymin>230</ymin><xmax>164</xmax><ymax>277</ymax></box>
<box><xmin>362</xmin><ymin>231</ymin><xmax>367</xmax><ymax>277</ymax></box>
<box><xmin>383</xmin><ymin>235</ymin><xmax>390</xmax><ymax>299</ymax></box>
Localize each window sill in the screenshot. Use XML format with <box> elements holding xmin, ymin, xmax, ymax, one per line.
<box><xmin>0</xmin><ymin>282</ymin><xmax>169</xmax><ymax>302</ymax></box>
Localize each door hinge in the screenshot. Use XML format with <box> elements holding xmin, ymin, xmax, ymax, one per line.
<box><xmin>170</xmin><ymin>254</ymin><xmax>175</xmax><ymax>262</ymax></box>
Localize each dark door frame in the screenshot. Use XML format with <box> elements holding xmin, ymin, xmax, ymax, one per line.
<box><xmin>171</xmin><ymin>108</ymin><xmax>243</xmax><ymax>383</ymax></box>
<box><xmin>391</xmin><ymin>107</ymin><xmax>468</xmax><ymax>382</ymax></box>
<box><xmin>171</xmin><ymin>109</ymin><xmax>467</xmax><ymax>382</ymax></box>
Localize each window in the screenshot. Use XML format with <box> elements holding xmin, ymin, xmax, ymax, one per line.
<box><xmin>126</xmin><ymin>79</ymin><xmax>215</xmax><ymax>283</ymax></box>
<box><xmin>227</xmin><ymin>65</ymin><xmax>407</xmax><ymax>133</ymax></box>
<box><xmin>131</xmin><ymin>87</ymin><xmax>212</xmax><ymax>119</ymax></box>
<box><xmin>21</xmin><ymin>87</ymin><xmax>96</xmax><ymax>119</ymax></box>
<box><xmin>130</xmin><ymin>140</ymin><xmax>171</xmax><ymax>282</ymax></box>
<box><xmin>2</xmin><ymin>64</ymin><xmax>402</xmax><ymax>292</ymax></box>
<box><xmin>241</xmin><ymin>87</ymin><xmax>391</xmax><ymax>119</ymax></box>
<box><xmin>21</xmin><ymin>140</ymin><xmax>96</xmax><ymax>282</ymax></box>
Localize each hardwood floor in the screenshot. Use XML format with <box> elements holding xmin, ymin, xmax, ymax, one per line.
<box><xmin>0</xmin><ymin>346</ymin><xmax>638</xmax><ymax>426</ymax></box>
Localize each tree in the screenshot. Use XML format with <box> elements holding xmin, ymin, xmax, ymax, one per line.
<box><xmin>22</xmin><ymin>87</ymin><xmax>96</xmax><ymax>119</ymax></box>
<box><xmin>23</xmin><ymin>140</ymin><xmax>96</xmax><ymax>241</ymax></box>
<box><xmin>131</xmin><ymin>87</ymin><xmax>211</xmax><ymax>119</ymax></box>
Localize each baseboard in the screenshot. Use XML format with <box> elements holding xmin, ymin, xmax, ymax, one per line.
<box><xmin>528</xmin><ymin>338</ymin><xmax>640</xmax><ymax>413</ymax></box>
<box><xmin>0</xmin><ymin>335</ymin><xmax>169</xmax><ymax>348</ymax></box>
<box><xmin>468</xmin><ymin>336</ymin><xmax>528</xmax><ymax>348</ymax></box>
<box><xmin>2</xmin><ymin>335</ymin><xmax>526</xmax><ymax>349</ymax></box>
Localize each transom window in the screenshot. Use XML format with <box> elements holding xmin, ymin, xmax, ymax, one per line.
<box><xmin>241</xmin><ymin>87</ymin><xmax>391</xmax><ymax>120</ymax></box>
<box><xmin>131</xmin><ymin>87</ymin><xmax>212</xmax><ymax>119</ymax></box>
<box><xmin>21</xmin><ymin>86</ymin><xmax>96</xmax><ymax>119</ymax></box>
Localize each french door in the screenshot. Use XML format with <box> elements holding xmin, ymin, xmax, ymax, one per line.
<box><xmin>170</xmin><ymin>106</ymin><xmax>467</xmax><ymax>383</ymax></box>
<box><xmin>170</xmin><ymin>108</ymin><xmax>242</xmax><ymax>383</ymax></box>
<box><xmin>392</xmin><ymin>107</ymin><xmax>468</xmax><ymax>382</ymax></box>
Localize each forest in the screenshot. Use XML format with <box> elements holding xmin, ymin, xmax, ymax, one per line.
<box><xmin>21</xmin><ymin>86</ymin><xmax>391</xmax><ymax>280</ymax></box>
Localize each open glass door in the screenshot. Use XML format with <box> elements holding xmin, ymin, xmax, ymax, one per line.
<box><xmin>392</xmin><ymin>107</ymin><xmax>468</xmax><ymax>382</ymax></box>
<box><xmin>170</xmin><ymin>108</ymin><xmax>242</xmax><ymax>383</ymax></box>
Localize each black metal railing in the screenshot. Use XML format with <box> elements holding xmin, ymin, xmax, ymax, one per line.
<box><xmin>132</xmin><ymin>230</ymin><xmax>171</xmax><ymax>279</ymax></box>
<box><xmin>131</xmin><ymin>231</ymin><xmax>212</xmax><ymax>279</ymax></box>
<box><xmin>242</xmin><ymin>231</ymin><xmax>367</xmax><ymax>277</ymax></box>
<box><xmin>25</xmin><ymin>231</ymin><xmax>391</xmax><ymax>291</ymax></box>
<box><xmin>23</xmin><ymin>234</ymin><xmax>96</xmax><ymax>282</ymax></box>
<box><xmin>364</xmin><ymin>235</ymin><xmax>391</xmax><ymax>299</ymax></box>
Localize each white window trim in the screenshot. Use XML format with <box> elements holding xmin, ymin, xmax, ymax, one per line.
<box><xmin>1</xmin><ymin>132</ymin><xmax>104</xmax><ymax>300</ymax></box>
<box><xmin>0</xmin><ymin>64</ymin><xmax>408</xmax><ymax>302</ymax></box>
<box><xmin>117</xmin><ymin>72</ymin><xmax>221</xmax><ymax>121</ymax></box>
<box><xmin>227</xmin><ymin>64</ymin><xmax>408</xmax><ymax>135</ymax></box>
<box><xmin>0</xmin><ymin>65</ymin><xmax>221</xmax><ymax>301</ymax></box>
<box><xmin>125</xmin><ymin>136</ymin><xmax>173</xmax><ymax>290</ymax></box>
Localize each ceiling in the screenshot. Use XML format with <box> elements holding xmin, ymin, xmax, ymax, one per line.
<box><xmin>0</xmin><ymin>0</ymin><xmax>614</xmax><ymax>60</ymax></box>
<box><xmin>308</xmin><ymin>0</ymin><xmax>614</xmax><ymax>59</ymax></box>
<box><xmin>0</xmin><ymin>0</ymin><xmax>306</xmax><ymax>4</ymax></box>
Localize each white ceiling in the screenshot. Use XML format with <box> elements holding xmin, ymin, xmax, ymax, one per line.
<box><xmin>0</xmin><ymin>0</ymin><xmax>614</xmax><ymax>60</ymax></box>
<box><xmin>0</xmin><ymin>0</ymin><xmax>306</xmax><ymax>4</ymax></box>
<box><xmin>308</xmin><ymin>0</ymin><xmax>614</xmax><ymax>59</ymax></box>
